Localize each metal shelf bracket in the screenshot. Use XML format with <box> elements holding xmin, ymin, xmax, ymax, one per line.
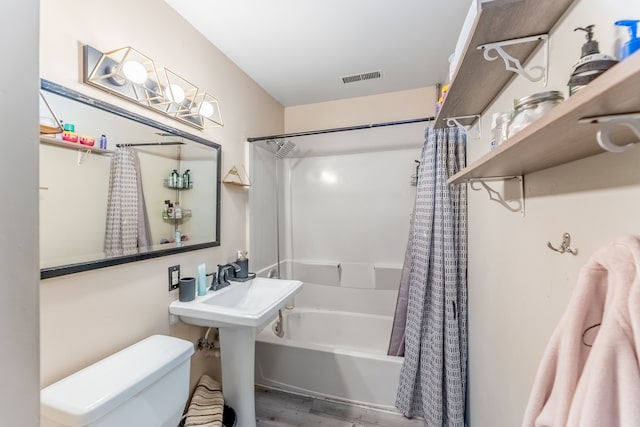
<box><xmin>477</xmin><ymin>34</ymin><xmax>549</xmax><ymax>85</ymax></box>
<box><xmin>466</xmin><ymin>175</ymin><xmax>525</xmax><ymax>216</ymax></box>
<box><xmin>76</xmin><ymin>148</ymin><xmax>92</xmax><ymax>165</ymax></box>
<box><xmin>445</xmin><ymin>115</ymin><xmax>482</xmax><ymax>139</ymax></box>
<box><xmin>579</xmin><ymin>112</ymin><xmax>640</xmax><ymax>153</ymax></box>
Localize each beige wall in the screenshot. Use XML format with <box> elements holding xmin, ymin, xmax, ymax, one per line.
<box><xmin>39</xmin><ymin>0</ymin><xmax>283</xmax><ymax>391</ymax></box>
<box><xmin>467</xmin><ymin>0</ymin><xmax>640</xmax><ymax>425</ymax></box>
<box><xmin>284</xmin><ymin>87</ymin><xmax>436</xmax><ymax>132</ymax></box>
<box><xmin>0</xmin><ymin>0</ymin><xmax>40</xmax><ymax>425</ymax></box>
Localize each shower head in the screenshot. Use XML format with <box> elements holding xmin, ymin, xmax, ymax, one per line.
<box><xmin>275</xmin><ymin>140</ymin><xmax>296</xmax><ymax>159</ymax></box>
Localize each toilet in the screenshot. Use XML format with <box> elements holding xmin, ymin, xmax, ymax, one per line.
<box><xmin>41</xmin><ymin>335</ymin><xmax>194</xmax><ymax>427</ymax></box>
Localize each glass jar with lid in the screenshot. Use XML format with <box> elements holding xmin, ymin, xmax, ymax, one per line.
<box><xmin>493</xmin><ymin>112</ymin><xmax>511</xmax><ymax>146</ymax></box>
<box><xmin>507</xmin><ymin>91</ymin><xmax>565</xmax><ymax>138</ymax></box>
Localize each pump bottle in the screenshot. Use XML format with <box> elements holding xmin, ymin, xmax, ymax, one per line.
<box><xmin>615</xmin><ymin>20</ymin><xmax>640</xmax><ymax>60</ymax></box>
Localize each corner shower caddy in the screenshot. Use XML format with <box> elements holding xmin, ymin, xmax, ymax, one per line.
<box><xmin>440</xmin><ymin>0</ymin><xmax>640</xmax><ymax>216</ymax></box>
<box><xmin>163</xmin><ymin>176</ymin><xmax>193</xmax><ymax>222</ymax></box>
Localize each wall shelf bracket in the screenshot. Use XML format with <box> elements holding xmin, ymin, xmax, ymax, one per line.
<box><xmin>466</xmin><ymin>175</ymin><xmax>524</xmax><ymax>216</ymax></box>
<box><xmin>477</xmin><ymin>34</ymin><xmax>549</xmax><ymax>85</ymax></box>
<box><xmin>579</xmin><ymin>112</ymin><xmax>640</xmax><ymax>153</ymax></box>
<box><xmin>77</xmin><ymin>148</ymin><xmax>92</xmax><ymax>165</ymax></box>
<box><xmin>445</xmin><ymin>115</ymin><xmax>482</xmax><ymax>139</ymax></box>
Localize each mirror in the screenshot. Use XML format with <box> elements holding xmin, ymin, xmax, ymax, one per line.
<box><xmin>39</xmin><ymin>79</ymin><xmax>221</xmax><ymax>279</ymax></box>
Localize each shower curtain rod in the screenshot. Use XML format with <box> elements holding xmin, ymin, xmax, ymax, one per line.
<box><xmin>116</xmin><ymin>142</ymin><xmax>184</xmax><ymax>147</ymax></box>
<box><xmin>246</xmin><ymin>117</ymin><xmax>434</xmax><ymax>142</ymax></box>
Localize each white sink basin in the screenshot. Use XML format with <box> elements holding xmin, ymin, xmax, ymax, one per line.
<box><xmin>169</xmin><ymin>276</ymin><xmax>303</xmax><ymax>427</ymax></box>
<box><xmin>169</xmin><ymin>277</ymin><xmax>303</xmax><ymax>329</ymax></box>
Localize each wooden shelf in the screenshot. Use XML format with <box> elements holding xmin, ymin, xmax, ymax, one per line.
<box><xmin>435</xmin><ymin>0</ymin><xmax>575</xmax><ymax>128</ymax></box>
<box><xmin>222</xmin><ymin>165</ymin><xmax>251</xmax><ymax>187</ymax></box>
<box><xmin>223</xmin><ymin>180</ymin><xmax>251</xmax><ymax>187</ymax></box>
<box><xmin>448</xmin><ymin>51</ymin><xmax>640</xmax><ymax>184</ymax></box>
<box><xmin>39</xmin><ymin>135</ymin><xmax>112</xmax><ymax>155</ymax></box>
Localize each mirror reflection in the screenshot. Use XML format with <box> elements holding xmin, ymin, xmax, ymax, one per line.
<box><xmin>39</xmin><ymin>80</ymin><xmax>220</xmax><ymax>278</ymax></box>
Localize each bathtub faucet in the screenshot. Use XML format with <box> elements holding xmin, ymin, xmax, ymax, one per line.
<box><xmin>212</xmin><ymin>262</ymin><xmax>241</xmax><ymax>291</ymax></box>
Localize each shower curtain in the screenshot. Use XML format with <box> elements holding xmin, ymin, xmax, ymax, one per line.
<box><xmin>393</xmin><ymin>127</ymin><xmax>468</xmax><ymax>426</ymax></box>
<box><xmin>104</xmin><ymin>146</ymin><xmax>152</xmax><ymax>257</ymax></box>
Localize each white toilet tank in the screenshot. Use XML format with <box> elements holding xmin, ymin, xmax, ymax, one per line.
<box><xmin>41</xmin><ymin>335</ymin><xmax>194</xmax><ymax>427</ymax></box>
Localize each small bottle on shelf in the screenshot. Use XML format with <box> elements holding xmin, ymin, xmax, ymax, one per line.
<box><xmin>99</xmin><ymin>134</ymin><xmax>107</xmax><ymax>150</ymax></box>
<box><xmin>163</xmin><ymin>200</ymin><xmax>170</xmax><ymax>218</ymax></box>
<box><xmin>170</xmin><ymin>170</ymin><xmax>179</xmax><ymax>188</ymax></box>
<box><xmin>182</xmin><ymin>169</ymin><xmax>191</xmax><ymax>189</ymax></box>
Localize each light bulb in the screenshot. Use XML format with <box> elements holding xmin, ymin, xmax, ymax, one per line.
<box><xmin>122</xmin><ymin>61</ymin><xmax>147</xmax><ymax>84</ymax></box>
<box><xmin>199</xmin><ymin>101</ymin><xmax>214</xmax><ymax>118</ymax></box>
<box><xmin>165</xmin><ymin>84</ymin><xmax>185</xmax><ymax>103</ymax></box>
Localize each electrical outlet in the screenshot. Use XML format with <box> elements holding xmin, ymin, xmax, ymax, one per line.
<box><xmin>168</xmin><ymin>265</ymin><xmax>180</xmax><ymax>291</ymax></box>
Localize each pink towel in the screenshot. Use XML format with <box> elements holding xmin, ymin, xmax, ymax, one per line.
<box><xmin>522</xmin><ymin>235</ymin><xmax>640</xmax><ymax>427</ymax></box>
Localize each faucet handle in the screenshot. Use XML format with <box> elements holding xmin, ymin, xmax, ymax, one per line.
<box><xmin>206</xmin><ymin>272</ymin><xmax>217</xmax><ymax>290</ymax></box>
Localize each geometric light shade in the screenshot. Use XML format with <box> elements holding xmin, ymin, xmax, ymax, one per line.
<box><xmin>159</xmin><ymin>68</ymin><xmax>199</xmax><ymax>118</ymax></box>
<box><xmin>82</xmin><ymin>45</ymin><xmax>223</xmax><ymax>130</ymax></box>
<box><xmin>195</xmin><ymin>92</ymin><xmax>224</xmax><ymax>127</ymax></box>
<box><xmin>84</xmin><ymin>46</ymin><xmax>163</xmax><ymax>108</ymax></box>
<box><xmin>177</xmin><ymin>91</ymin><xmax>224</xmax><ymax>128</ymax></box>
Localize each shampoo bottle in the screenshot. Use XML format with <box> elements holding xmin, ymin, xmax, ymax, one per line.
<box><xmin>182</xmin><ymin>169</ymin><xmax>191</xmax><ymax>189</ymax></box>
<box><xmin>170</xmin><ymin>169</ymin><xmax>179</xmax><ymax>187</ymax></box>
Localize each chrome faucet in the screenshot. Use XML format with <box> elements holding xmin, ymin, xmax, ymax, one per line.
<box><xmin>211</xmin><ymin>262</ymin><xmax>241</xmax><ymax>291</ymax></box>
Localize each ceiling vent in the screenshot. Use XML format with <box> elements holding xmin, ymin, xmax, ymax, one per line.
<box><xmin>341</xmin><ymin>70</ymin><xmax>383</xmax><ymax>84</ymax></box>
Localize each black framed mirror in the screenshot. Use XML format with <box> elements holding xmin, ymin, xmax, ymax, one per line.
<box><xmin>40</xmin><ymin>79</ymin><xmax>221</xmax><ymax>279</ymax></box>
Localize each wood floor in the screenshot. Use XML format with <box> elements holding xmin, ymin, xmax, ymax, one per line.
<box><xmin>255</xmin><ymin>387</ymin><xmax>425</xmax><ymax>427</ymax></box>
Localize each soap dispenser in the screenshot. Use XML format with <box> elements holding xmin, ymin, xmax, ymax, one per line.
<box><xmin>615</xmin><ymin>20</ymin><xmax>640</xmax><ymax>60</ymax></box>
<box><xmin>568</xmin><ymin>25</ymin><xmax>618</xmax><ymax>95</ymax></box>
<box><xmin>235</xmin><ymin>250</ymin><xmax>249</xmax><ymax>279</ymax></box>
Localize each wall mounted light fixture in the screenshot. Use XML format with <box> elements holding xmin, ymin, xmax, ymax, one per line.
<box><xmin>82</xmin><ymin>45</ymin><xmax>223</xmax><ymax>129</ymax></box>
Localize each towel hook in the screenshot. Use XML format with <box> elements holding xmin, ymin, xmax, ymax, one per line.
<box><xmin>547</xmin><ymin>232</ymin><xmax>578</xmax><ymax>255</ymax></box>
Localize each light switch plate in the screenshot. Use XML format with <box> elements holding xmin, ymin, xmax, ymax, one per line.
<box><xmin>168</xmin><ymin>265</ymin><xmax>180</xmax><ymax>291</ymax></box>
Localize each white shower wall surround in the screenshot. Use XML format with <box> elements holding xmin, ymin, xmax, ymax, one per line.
<box><xmin>272</xmin><ymin>259</ymin><xmax>402</xmax><ymax>290</ymax></box>
<box><xmin>250</xmin><ymin>130</ymin><xmax>423</xmax><ymax>410</ymax></box>
<box><xmin>284</xmin><ymin>149</ymin><xmax>418</xmax><ymax>265</ymax></box>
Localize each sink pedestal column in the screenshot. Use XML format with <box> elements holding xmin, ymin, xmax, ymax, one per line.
<box><xmin>219</xmin><ymin>327</ymin><xmax>256</xmax><ymax>427</ymax></box>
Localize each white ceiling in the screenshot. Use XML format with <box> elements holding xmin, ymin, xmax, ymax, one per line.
<box><xmin>165</xmin><ymin>0</ymin><xmax>472</xmax><ymax>107</ymax></box>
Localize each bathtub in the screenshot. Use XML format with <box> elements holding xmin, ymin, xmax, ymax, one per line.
<box><xmin>254</xmin><ymin>307</ymin><xmax>403</xmax><ymax>410</ymax></box>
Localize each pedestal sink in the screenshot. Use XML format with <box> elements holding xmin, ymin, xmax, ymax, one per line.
<box><xmin>169</xmin><ymin>277</ymin><xmax>303</xmax><ymax>427</ymax></box>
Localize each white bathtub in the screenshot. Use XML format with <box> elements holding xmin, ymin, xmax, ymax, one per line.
<box><xmin>255</xmin><ymin>307</ymin><xmax>403</xmax><ymax>410</ymax></box>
